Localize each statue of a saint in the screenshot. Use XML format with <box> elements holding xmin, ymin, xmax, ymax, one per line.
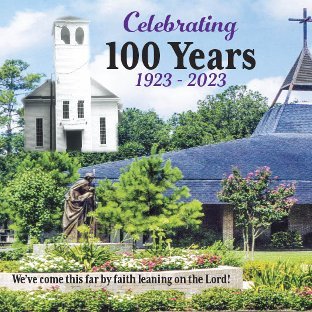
<box><xmin>63</xmin><ymin>172</ymin><xmax>96</xmax><ymax>242</ymax></box>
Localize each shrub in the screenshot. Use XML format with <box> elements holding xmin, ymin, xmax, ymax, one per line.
<box><xmin>0</xmin><ymin>245</ymin><xmax>28</xmax><ymax>261</ymax></box>
<box><xmin>191</xmin><ymin>287</ymin><xmax>312</xmax><ymax>311</ymax></box>
<box><xmin>0</xmin><ymin>288</ymin><xmax>311</xmax><ymax>311</ymax></box>
<box><xmin>108</xmin><ymin>292</ymin><xmax>137</xmax><ymax>312</ymax></box>
<box><xmin>192</xmin><ymin>288</ymin><xmax>241</xmax><ymax>310</ymax></box>
<box><xmin>240</xmin><ymin>287</ymin><xmax>310</xmax><ymax>311</ymax></box>
<box><xmin>169</xmin><ymin>228</ymin><xmax>222</xmax><ymax>248</ymax></box>
<box><xmin>0</xmin><ymin>289</ymin><xmax>26</xmax><ymax>312</ymax></box>
<box><xmin>135</xmin><ymin>290</ymin><xmax>187</xmax><ymax>312</ymax></box>
<box><xmin>243</xmin><ymin>260</ymin><xmax>271</xmax><ymax>280</ymax></box>
<box><xmin>47</xmin><ymin>241</ymin><xmax>114</xmax><ymax>271</ymax></box>
<box><xmin>0</xmin><ymin>260</ymin><xmax>20</xmax><ymax>272</ymax></box>
<box><xmin>24</xmin><ymin>289</ymin><xmax>63</xmax><ymax>312</ymax></box>
<box><xmin>201</xmin><ymin>240</ymin><xmax>243</xmax><ymax>267</ymax></box>
<box><xmin>271</xmin><ymin>231</ymin><xmax>303</xmax><ymax>249</ymax></box>
<box><xmin>23</xmin><ymin>289</ymin><xmax>111</xmax><ymax>312</ymax></box>
<box><xmin>19</xmin><ymin>255</ymin><xmax>83</xmax><ymax>273</ymax></box>
<box><xmin>244</xmin><ymin>261</ymin><xmax>312</xmax><ymax>289</ymax></box>
<box><xmin>135</xmin><ymin>245</ymin><xmax>188</xmax><ymax>258</ymax></box>
<box><xmin>240</xmin><ymin>287</ymin><xmax>292</xmax><ymax>310</ymax></box>
<box><xmin>56</xmin><ymin>289</ymin><xmax>110</xmax><ymax>312</ymax></box>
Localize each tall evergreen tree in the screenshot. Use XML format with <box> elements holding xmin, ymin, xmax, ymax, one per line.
<box><xmin>95</xmin><ymin>146</ymin><xmax>203</xmax><ymax>248</ymax></box>
<box><xmin>0</xmin><ymin>59</ymin><xmax>43</xmax><ymax>153</ymax></box>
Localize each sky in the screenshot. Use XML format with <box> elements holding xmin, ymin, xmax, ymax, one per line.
<box><xmin>1</xmin><ymin>0</ymin><xmax>312</xmax><ymax>118</ymax></box>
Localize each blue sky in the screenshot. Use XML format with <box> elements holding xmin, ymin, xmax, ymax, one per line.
<box><xmin>1</xmin><ymin>0</ymin><xmax>312</xmax><ymax>117</ymax></box>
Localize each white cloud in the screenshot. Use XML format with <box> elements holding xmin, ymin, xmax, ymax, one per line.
<box><xmin>71</xmin><ymin>0</ymin><xmax>159</xmax><ymax>20</ymax></box>
<box><xmin>253</xmin><ymin>0</ymin><xmax>312</xmax><ymax>20</ymax></box>
<box><xmin>90</xmin><ymin>50</ymin><xmax>217</xmax><ymax>118</ymax></box>
<box><xmin>247</xmin><ymin>76</ymin><xmax>312</xmax><ymax>105</ymax></box>
<box><xmin>95</xmin><ymin>0</ymin><xmax>159</xmax><ymax>16</ymax></box>
<box><xmin>0</xmin><ymin>7</ymin><xmax>64</xmax><ymax>59</ymax></box>
<box><xmin>174</xmin><ymin>0</ymin><xmax>247</xmax><ymax>19</ymax></box>
<box><xmin>247</xmin><ymin>76</ymin><xmax>284</xmax><ymax>104</ymax></box>
<box><xmin>74</xmin><ymin>0</ymin><xmax>244</xmax><ymax>23</ymax></box>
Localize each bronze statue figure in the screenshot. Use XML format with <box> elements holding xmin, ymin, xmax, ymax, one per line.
<box><xmin>63</xmin><ymin>172</ymin><xmax>96</xmax><ymax>242</ymax></box>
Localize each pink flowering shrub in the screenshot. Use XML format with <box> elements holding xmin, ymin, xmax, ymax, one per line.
<box><xmin>218</xmin><ymin>166</ymin><xmax>296</xmax><ymax>258</ymax></box>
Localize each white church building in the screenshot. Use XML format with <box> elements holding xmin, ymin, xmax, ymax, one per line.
<box><xmin>23</xmin><ymin>16</ymin><xmax>121</xmax><ymax>152</ymax></box>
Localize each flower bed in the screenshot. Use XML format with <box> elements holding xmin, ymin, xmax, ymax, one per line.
<box><xmin>19</xmin><ymin>255</ymin><xmax>83</xmax><ymax>273</ymax></box>
<box><xmin>17</xmin><ymin>253</ymin><xmax>221</xmax><ymax>273</ymax></box>
<box><xmin>92</xmin><ymin>254</ymin><xmax>221</xmax><ymax>272</ymax></box>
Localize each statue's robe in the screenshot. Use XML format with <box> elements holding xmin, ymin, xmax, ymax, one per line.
<box><xmin>62</xmin><ymin>178</ymin><xmax>94</xmax><ymax>242</ymax></box>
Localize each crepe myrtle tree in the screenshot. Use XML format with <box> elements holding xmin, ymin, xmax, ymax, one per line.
<box><xmin>95</xmin><ymin>146</ymin><xmax>204</xmax><ymax>250</ymax></box>
<box><xmin>218</xmin><ymin>166</ymin><xmax>296</xmax><ymax>259</ymax></box>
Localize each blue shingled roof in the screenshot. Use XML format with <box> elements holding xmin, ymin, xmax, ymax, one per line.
<box><xmin>253</xmin><ymin>104</ymin><xmax>312</xmax><ymax>135</ymax></box>
<box><xmin>80</xmin><ymin>104</ymin><xmax>312</xmax><ymax>204</ymax></box>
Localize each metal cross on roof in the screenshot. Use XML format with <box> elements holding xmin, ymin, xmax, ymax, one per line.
<box><xmin>289</xmin><ymin>8</ymin><xmax>312</xmax><ymax>48</ymax></box>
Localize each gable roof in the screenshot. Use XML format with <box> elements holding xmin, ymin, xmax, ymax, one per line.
<box><xmin>91</xmin><ymin>78</ymin><xmax>119</xmax><ymax>99</ymax></box>
<box><xmin>55</xmin><ymin>16</ymin><xmax>88</xmax><ymax>22</ymax></box>
<box><xmin>23</xmin><ymin>78</ymin><xmax>119</xmax><ymax>101</ymax></box>
<box><xmin>23</xmin><ymin>80</ymin><xmax>54</xmax><ymax>100</ymax></box>
<box><xmin>80</xmin><ymin>103</ymin><xmax>312</xmax><ymax>205</ymax></box>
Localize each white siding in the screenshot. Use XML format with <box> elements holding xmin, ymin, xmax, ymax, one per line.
<box><xmin>54</xmin><ymin>20</ymin><xmax>92</xmax><ymax>152</ymax></box>
<box><xmin>91</xmin><ymin>100</ymin><xmax>119</xmax><ymax>152</ymax></box>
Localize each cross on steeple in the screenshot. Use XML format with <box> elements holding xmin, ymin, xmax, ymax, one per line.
<box><xmin>289</xmin><ymin>8</ymin><xmax>312</xmax><ymax>48</ymax></box>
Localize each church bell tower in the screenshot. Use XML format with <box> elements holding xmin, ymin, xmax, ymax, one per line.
<box><xmin>53</xmin><ymin>16</ymin><xmax>92</xmax><ymax>151</ymax></box>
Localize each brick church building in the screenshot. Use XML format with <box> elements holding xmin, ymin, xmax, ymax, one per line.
<box><xmin>80</xmin><ymin>105</ymin><xmax>312</xmax><ymax>245</ymax></box>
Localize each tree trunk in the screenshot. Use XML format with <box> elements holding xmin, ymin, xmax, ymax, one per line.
<box><xmin>6</xmin><ymin>102</ymin><xmax>13</xmax><ymax>154</ymax></box>
<box><xmin>242</xmin><ymin>230</ymin><xmax>246</xmax><ymax>257</ymax></box>
<box><xmin>251</xmin><ymin>226</ymin><xmax>256</xmax><ymax>260</ymax></box>
<box><xmin>246</xmin><ymin>228</ymin><xmax>250</xmax><ymax>259</ymax></box>
<box><xmin>243</xmin><ymin>227</ymin><xmax>250</xmax><ymax>259</ymax></box>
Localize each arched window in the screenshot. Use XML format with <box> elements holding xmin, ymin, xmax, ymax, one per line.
<box><xmin>75</xmin><ymin>27</ymin><xmax>84</xmax><ymax>44</ymax></box>
<box><xmin>61</xmin><ymin>26</ymin><xmax>70</xmax><ymax>44</ymax></box>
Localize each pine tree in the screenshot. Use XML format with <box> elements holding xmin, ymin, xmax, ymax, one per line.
<box><xmin>95</xmin><ymin>146</ymin><xmax>203</xmax><ymax>248</ymax></box>
<box><xmin>0</xmin><ymin>60</ymin><xmax>43</xmax><ymax>153</ymax></box>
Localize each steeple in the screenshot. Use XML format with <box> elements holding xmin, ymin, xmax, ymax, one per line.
<box><xmin>272</xmin><ymin>8</ymin><xmax>312</xmax><ymax>106</ymax></box>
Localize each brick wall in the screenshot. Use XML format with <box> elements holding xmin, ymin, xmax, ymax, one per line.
<box><xmin>289</xmin><ymin>204</ymin><xmax>312</xmax><ymax>236</ymax></box>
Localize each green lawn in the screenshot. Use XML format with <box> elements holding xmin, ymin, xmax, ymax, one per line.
<box><xmin>237</xmin><ymin>251</ymin><xmax>312</xmax><ymax>264</ymax></box>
